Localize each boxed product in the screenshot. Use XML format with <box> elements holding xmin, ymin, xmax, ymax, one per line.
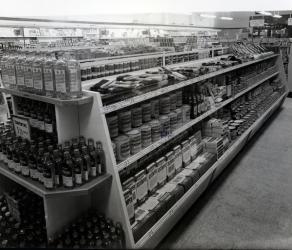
<box><xmin>181</xmin><ymin>140</ymin><xmax>191</xmax><ymax>167</ymax></box>
<box><xmin>186</xmin><ymin>152</ymin><xmax>216</xmax><ymax>176</ymax></box>
<box><xmin>165</xmin><ymin>151</ymin><xmax>176</xmax><ymax>181</ymax></box>
<box><xmin>146</xmin><ymin>163</ymin><xmax>158</xmax><ymax>195</ymax></box>
<box><xmin>156</xmin><ymin>157</ymin><xmax>167</xmax><ymax>187</ymax></box>
<box><xmin>135</xmin><ymin>170</ymin><xmax>148</xmax><ymax>205</ymax></box>
<box><xmin>169</xmin><ymin>174</ymin><xmax>193</xmax><ymax>193</ymax></box>
<box><xmin>179</xmin><ymin>168</ymin><xmax>200</xmax><ymax>184</ymax></box>
<box><xmin>122</xmin><ymin>177</ymin><xmax>137</xmax><ymax>208</ymax></box>
<box><xmin>124</xmin><ymin>189</ymin><xmax>135</xmax><ymax>225</ymax></box>
<box><xmin>173</xmin><ymin>145</ymin><xmax>183</xmax><ymax>173</ymax></box>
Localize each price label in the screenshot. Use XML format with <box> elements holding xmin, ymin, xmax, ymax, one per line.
<box><xmin>12</xmin><ymin>115</ymin><xmax>31</xmax><ymax>140</ymax></box>
<box><xmin>250</xmin><ymin>19</ymin><xmax>265</xmax><ymax>27</ymax></box>
<box><xmin>288</xmin><ymin>18</ymin><xmax>292</xmax><ymax>26</ymax></box>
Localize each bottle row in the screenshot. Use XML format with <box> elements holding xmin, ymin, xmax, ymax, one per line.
<box><xmin>108</xmin><ymin>61</ymin><xmax>279</xmax><ymax>164</ymax></box>
<box><xmin>49</xmin><ymin>210</ymin><xmax>125</xmax><ymax>249</ymax></box>
<box><xmin>120</xmin><ymin>80</ymin><xmax>285</xmax><ymax>242</ymax></box>
<box><xmin>14</xmin><ymin>97</ymin><xmax>57</xmax><ymax>139</ymax></box>
<box><xmin>0</xmin><ymin>187</ymin><xmax>47</xmax><ymax>248</ymax></box>
<box><xmin>0</xmin><ymin>122</ymin><xmax>106</xmax><ymax>190</ymax></box>
<box><xmin>0</xmin><ymin>51</ymin><xmax>82</xmax><ymax>99</ymax></box>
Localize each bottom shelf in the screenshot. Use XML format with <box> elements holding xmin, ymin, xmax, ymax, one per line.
<box><xmin>135</xmin><ymin>92</ymin><xmax>287</xmax><ymax>248</ymax></box>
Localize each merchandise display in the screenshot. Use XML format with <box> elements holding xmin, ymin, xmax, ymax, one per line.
<box><xmin>0</xmin><ymin>16</ymin><xmax>289</xmax><ymax>249</ymax></box>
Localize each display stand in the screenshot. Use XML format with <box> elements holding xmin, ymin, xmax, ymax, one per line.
<box><xmin>0</xmin><ymin>53</ymin><xmax>288</xmax><ymax>248</ymax></box>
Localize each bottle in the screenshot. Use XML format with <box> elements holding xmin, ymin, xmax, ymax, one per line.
<box><xmin>12</xmin><ymin>142</ymin><xmax>21</xmax><ymax>174</ymax></box>
<box><xmin>20</xmin><ymin>142</ymin><xmax>29</xmax><ymax>177</ymax></box>
<box><xmin>0</xmin><ymin>53</ymin><xmax>10</xmax><ymax>88</ymax></box>
<box><xmin>36</xmin><ymin>147</ymin><xmax>45</xmax><ymax>183</ymax></box>
<box><xmin>66</xmin><ymin>57</ymin><xmax>82</xmax><ymax>98</ymax></box>
<box><xmin>7</xmin><ymin>52</ymin><xmax>17</xmax><ymax>89</ymax></box>
<box><xmin>62</xmin><ymin>151</ymin><xmax>74</xmax><ymax>188</ymax></box>
<box><xmin>24</xmin><ymin>51</ymin><xmax>34</xmax><ymax>93</ymax></box>
<box><xmin>88</xmin><ymin>143</ymin><xmax>97</xmax><ymax>178</ymax></box>
<box><xmin>53</xmin><ymin>149</ymin><xmax>62</xmax><ymax>187</ymax></box>
<box><xmin>73</xmin><ymin>149</ymin><xmax>83</xmax><ymax>186</ymax></box>
<box><xmin>54</xmin><ymin>57</ymin><xmax>68</xmax><ymax>99</ymax></box>
<box><xmin>43</xmin><ymin>52</ymin><xmax>56</xmax><ymax>97</ymax></box>
<box><xmin>81</xmin><ymin>146</ymin><xmax>90</xmax><ymax>182</ymax></box>
<box><xmin>29</xmin><ymin>101</ymin><xmax>39</xmax><ymax>137</ymax></box>
<box><xmin>95</xmin><ymin>141</ymin><xmax>105</xmax><ymax>175</ymax></box>
<box><xmin>44</xmin><ymin>104</ymin><xmax>54</xmax><ymax>138</ymax></box>
<box><xmin>33</xmin><ymin>52</ymin><xmax>45</xmax><ymax>95</ymax></box>
<box><xmin>15</xmin><ymin>51</ymin><xmax>25</xmax><ymax>91</ymax></box>
<box><xmin>28</xmin><ymin>144</ymin><xmax>38</xmax><ymax>181</ymax></box>
<box><xmin>37</xmin><ymin>104</ymin><xmax>45</xmax><ymax>137</ymax></box>
<box><xmin>43</xmin><ymin>160</ymin><xmax>55</xmax><ymax>190</ymax></box>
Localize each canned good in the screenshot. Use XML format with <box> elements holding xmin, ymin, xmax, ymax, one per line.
<box><xmin>176</xmin><ymin>90</ymin><xmax>183</xmax><ymax>107</ymax></box>
<box><xmin>149</xmin><ymin>120</ymin><xmax>161</xmax><ymax>142</ymax></box>
<box><xmin>160</xmin><ymin>96</ymin><xmax>170</xmax><ymax>115</ymax></box>
<box><xmin>142</xmin><ymin>102</ymin><xmax>152</xmax><ymax>123</ymax></box>
<box><xmin>170</xmin><ymin>93</ymin><xmax>177</xmax><ymax>111</ymax></box>
<box><xmin>151</xmin><ymin>99</ymin><xmax>160</xmax><ymax>119</ymax></box>
<box><xmin>229</xmin><ymin>126</ymin><xmax>237</xmax><ymax>140</ymax></box>
<box><xmin>141</xmin><ymin>125</ymin><xmax>152</xmax><ymax>148</ymax></box>
<box><xmin>106</xmin><ymin>115</ymin><xmax>119</xmax><ymax>138</ymax></box>
<box><xmin>175</xmin><ymin>108</ymin><xmax>183</xmax><ymax>126</ymax></box>
<box><xmin>169</xmin><ymin>112</ymin><xmax>177</xmax><ymax>132</ymax></box>
<box><xmin>126</xmin><ymin>129</ymin><xmax>142</xmax><ymax>155</ymax></box>
<box><xmin>114</xmin><ymin>135</ymin><xmax>130</xmax><ymax>161</ymax></box>
<box><xmin>131</xmin><ymin>106</ymin><xmax>142</xmax><ymax>128</ymax></box>
<box><xmin>182</xmin><ymin>105</ymin><xmax>191</xmax><ymax>123</ymax></box>
<box><xmin>118</xmin><ymin>110</ymin><xmax>132</xmax><ymax>133</ymax></box>
<box><xmin>159</xmin><ymin>115</ymin><xmax>170</xmax><ymax>137</ymax></box>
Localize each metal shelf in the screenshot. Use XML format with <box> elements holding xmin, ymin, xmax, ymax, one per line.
<box><xmin>117</xmin><ymin>70</ymin><xmax>279</xmax><ymax>171</ymax></box>
<box><xmin>0</xmin><ymin>161</ymin><xmax>112</xmax><ymax>198</ymax></box>
<box><xmin>101</xmin><ymin>53</ymin><xmax>278</xmax><ymax>114</ymax></box>
<box><xmin>135</xmin><ymin>91</ymin><xmax>287</xmax><ymax>248</ymax></box>
<box><xmin>0</xmin><ymin>88</ymin><xmax>93</xmax><ymax>106</ymax></box>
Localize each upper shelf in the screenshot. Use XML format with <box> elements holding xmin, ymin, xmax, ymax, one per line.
<box><xmin>0</xmin><ymin>161</ymin><xmax>112</xmax><ymax>198</ymax></box>
<box><xmin>0</xmin><ymin>87</ymin><xmax>93</xmax><ymax>106</ymax></box>
<box><xmin>98</xmin><ymin>53</ymin><xmax>278</xmax><ymax>114</ymax></box>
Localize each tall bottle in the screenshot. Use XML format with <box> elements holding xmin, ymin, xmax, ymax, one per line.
<box><xmin>15</xmin><ymin>52</ymin><xmax>25</xmax><ymax>91</ymax></box>
<box><xmin>54</xmin><ymin>57</ymin><xmax>68</xmax><ymax>99</ymax></box>
<box><xmin>95</xmin><ymin>141</ymin><xmax>105</xmax><ymax>175</ymax></box>
<box><xmin>53</xmin><ymin>149</ymin><xmax>62</xmax><ymax>187</ymax></box>
<box><xmin>43</xmin><ymin>52</ymin><xmax>56</xmax><ymax>97</ymax></box>
<box><xmin>0</xmin><ymin>53</ymin><xmax>10</xmax><ymax>88</ymax></box>
<box><xmin>66</xmin><ymin>57</ymin><xmax>82</xmax><ymax>98</ymax></box>
<box><xmin>62</xmin><ymin>151</ymin><xmax>74</xmax><ymax>188</ymax></box>
<box><xmin>32</xmin><ymin>52</ymin><xmax>44</xmax><ymax>95</ymax></box>
<box><xmin>73</xmin><ymin>149</ymin><xmax>83</xmax><ymax>186</ymax></box>
<box><xmin>36</xmin><ymin>147</ymin><xmax>45</xmax><ymax>183</ymax></box>
<box><xmin>28</xmin><ymin>144</ymin><xmax>38</xmax><ymax>181</ymax></box>
<box><xmin>43</xmin><ymin>160</ymin><xmax>55</xmax><ymax>190</ymax></box>
<box><xmin>24</xmin><ymin>51</ymin><xmax>34</xmax><ymax>93</ymax></box>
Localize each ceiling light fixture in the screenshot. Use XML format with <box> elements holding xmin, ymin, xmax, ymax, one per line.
<box><xmin>273</xmin><ymin>14</ymin><xmax>282</xmax><ymax>18</ymax></box>
<box><xmin>220</xmin><ymin>17</ymin><xmax>233</xmax><ymax>20</ymax></box>
<box><xmin>259</xmin><ymin>11</ymin><xmax>272</xmax><ymax>16</ymax></box>
<box><xmin>200</xmin><ymin>14</ymin><xmax>216</xmax><ymax>19</ymax></box>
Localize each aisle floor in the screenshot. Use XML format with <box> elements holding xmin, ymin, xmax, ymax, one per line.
<box><xmin>158</xmin><ymin>98</ymin><xmax>292</xmax><ymax>249</ymax></box>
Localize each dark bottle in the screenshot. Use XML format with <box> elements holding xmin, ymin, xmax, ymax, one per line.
<box><xmin>81</xmin><ymin>146</ymin><xmax>90</xmax><ymax>182</ymax></box>
<box><xmin>28</xmin><ymin>145</ymin><xmax>38</xmax><ymax>181</ymax></box>
<box><xmin>88</xmin><ymin>143</ymin><xmax>97</xmax><ymax>178</ymax></box>
<box><xmin>19</xmin><ymin>142</ymin><xmax>29</xmax><ymax>177</ymax></box>
<box><xmin>12</xmin><ymin>144</ymin><xmax>21</xmax><ymax>174</ymax></box>
<box><xmin>43</xmin><ymin>160</ymin><xmax>55</xmax><ymax>190</ymax></box>
<box><xmin>37</xmin><ymin>105</ymin><xmax>46</xmax><ymax>137</ymax></box>
<box><xmin>53</xmin><ymin>149</ymin><xmax>62</xmax><ymax>187</ymax></box>
<box><xmin>62</xmin><ymin>151</ymin><xmax>74</xmax><ymax>188</ymax></box>
<box><xmin>29</xmin><ymin>102</ymin><xmax>39</xmax><ymax>136</ymax></box>
<box><xmin>44</xmin><ymin>104</ymin><xmax>54</xmax><ymax>138</ymax></box>
<box><xmin>36</xmin><ymin>147</ymin><xmax>45</xmax><ymax>183</ymax></box>
<box><xmin>73</xmin><ymin>149</ymin><xmax>83</xmax><ymax>186</ymax></box>
<box><xmin>95</xmin><ymin>141</ymin><xmax>105</xmax><ymax>175</ymax></box>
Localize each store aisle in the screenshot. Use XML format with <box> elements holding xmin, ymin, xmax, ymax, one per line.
<box><xmin>158</xmin><ymin>98</ymin><xmax>292</xmax><ymax>249</ymax></box>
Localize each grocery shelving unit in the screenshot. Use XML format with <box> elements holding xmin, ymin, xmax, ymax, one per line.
<box><xmin>80</xmin><ymin>52</ymin><xmax>287</xmax><ymax>248</ymax></box>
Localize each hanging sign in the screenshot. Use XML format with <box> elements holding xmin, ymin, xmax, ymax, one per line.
<box><xmin>250</xmin><ymin>19</ymin><xmax>264</xmax><ymax>27</ymax></box>
<box><xmin>12</xmin><ymin>115</ymin><xmax>31</xmax><ymax>140</ymax></box>
<box><xmin>288</xmin><ymin>18</ymin><xmax>292</xmax><ymax>26</ymax></box>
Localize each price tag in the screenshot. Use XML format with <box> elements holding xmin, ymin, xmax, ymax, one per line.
<box><xmin>12</xmin><ymin>115</ymin><xmax>31</xmax><ymax>140</ymax></box>
<box><xmin>288</xmin><ymin>18</ymin><xmax>292</xmax><ymax>26</ymax></box>
<box><xmin>250</xmin><ymin>19</ymin><xmax>264</xmax><ymax>27</ymax></box>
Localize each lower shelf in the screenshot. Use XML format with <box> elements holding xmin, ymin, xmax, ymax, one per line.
<box><xmin>0</xmin><ymin>161</ymin><xmax>112</xmax><ymax>198</ymax></box>
<box><xmin>134</xmin><ymin>92</ymin><xmax>287</xmax><ymax>248</ymax></box>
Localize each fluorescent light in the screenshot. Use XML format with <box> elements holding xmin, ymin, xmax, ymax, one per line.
<box><xmin>220</xmin><ymin>17</ymin><xmax>233</xmax><ymax>20</ymax></box>
<box><xmin>273</xmin><ymin>14</ymin><xmax>282</xmax><ymax>18</ymax></box>
<box><xmin>259</xmin><ymin>11</ymin><xmax>272</xmax><ymax>16</ymax></box>
<box><xmin>200</xmin><ymin>14</ymin><xmax>216</xmax><ymax>19</ymax></box>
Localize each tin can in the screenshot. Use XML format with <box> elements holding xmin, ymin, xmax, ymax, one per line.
<box><xmin>149</xmin><ymin>120</ymin><xmax>161</xmax><ymax>142</ymax></box>
<box><xmin>159</xmin><ymin>115</ymin><xmax>170</xmax><ymax>136</ymax></box>
<box><xmin>142</xmin><ymin>102</ymin><xmax>152</xmax><ymax>123</ymax></box>
<box><xmin>118</xmin><ymin>110</ymin><xmax>132</xmax><ymax>133</ymax></box>
<box><xmin>151</xmin><ymin>99</ymin><xmax>159</xmax><ymax>119</ymax></box>
<box><xmin>141</xmin><ymin>125</ymin><xmax>152</xmax><ymax>148</ymax></box>
<box><xmin>176</xmin><ymin>90</ymin><xmax>183</xmax><ymax>107</ymax></box>
<box><xmin>106</xmin><ymin>115</ymin><xmax>119</xmax><ymax>138</ymax></box>
<box><xmin>169</xmin><ymin>112</ymin><xmax>177</xmax><ymax>132</ymax></box>
<box><xmin>170</xmin><ymin>93</ymin><xmax>177</xmax><ymax>111</ymax></box>
<box><xmin>175</xmin><ymin>108</ymin><xmax>183</xmax><ymax>127</ymax></box>
<box><xmin>229</xmin><ymin>126</ymin><xmax>237</xmax><ymax>140</ymax></box>
<box><xmin>114</xmin><ymin>135</ymin><xmax>130</xmax><ymax>161</ymax></box>
<box><xmin>131</xmin><ymin>106</ymin><xmax>142</xmax><ymax>128</ymax></box>
<box><xmin>160</xmin><ymin>96</ymin><xmax>170</xmax><ymax>115</ymax></box>
<box><xmin>126</xmin><ymin>129</ymin><xmax>142</xmax><ymax>155</ymax></box>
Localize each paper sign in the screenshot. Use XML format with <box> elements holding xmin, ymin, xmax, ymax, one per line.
<box><xmin>288</xmin><ymin>18</ymin><xmax>292</xmax><ymax>26</ymax></box>
<box><xmin>250</xmin><ymin>19</ymin><xmax>265</xmax><ymax>27</ymax></box>
<box><xmin>12</xmin><ymin>115</ymin><xmax>31</xmax><ymax>140</ymax></box>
